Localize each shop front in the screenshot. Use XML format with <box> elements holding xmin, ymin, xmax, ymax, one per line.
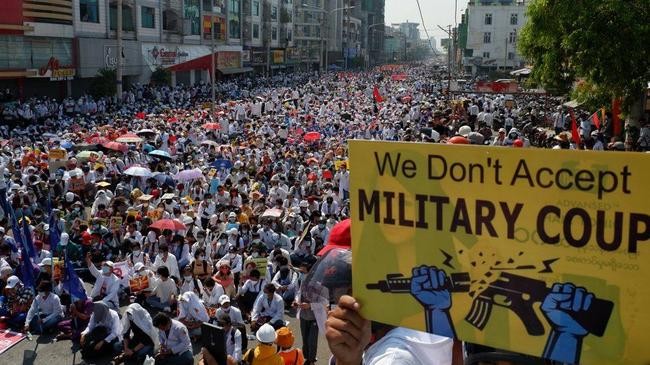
<box><xmin>75</xmin><ymin>38</ymin><xmax>142</xmax><ymax>95</ymax></box>
<box><xmin>142</xmin><ymin>43</ymin><xmax>211</xmax><ymax>85</ymax></box>
<box><xmin>271</xmin><ymin>49</ymin><xmax>286</xmax><ymax>75</ymax></box>
<box><xmin>251</xmin><ymin>50</ymin><xmax>267</xmax><ymax>74</ymax></box>
<box><xmin>162</xmin><ymin>45</ymin><xmax>250</xmax><ymax>82</ymax></box>
<box><xmin>0</xmin><ymin>36</ymin><xmax>75</xmax><ymax>99</ymax></box>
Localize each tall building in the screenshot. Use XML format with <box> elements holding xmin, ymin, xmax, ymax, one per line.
<box><xmin>0</xmin><ymin>0</ymin><xmax>302</xmax><ymax>98</ymax></box>
<box><xmin>294</xmin><ymin>0</ymin><xmax>325</xmax><ymax>71</ymax></box>
<box><xmin>396</xmin><ymin>21</ymin><xmax>419</xmax><ymax>41</ymax></box>
<box><xmin>461</xmin><ymin>0</ymin><xmax>528</xmax><ymax>74</ymax></box>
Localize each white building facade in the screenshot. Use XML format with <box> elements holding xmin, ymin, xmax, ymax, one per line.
<box><xmin>463</xmin><ymin>0</ymin><xmax>528</xmax><ymax>74</ymax></box>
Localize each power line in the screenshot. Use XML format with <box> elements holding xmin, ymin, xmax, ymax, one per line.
<box><xmin>415</xmin><ymin>0</ymin><xmax>438</xmax><ymax>56</ymax></box>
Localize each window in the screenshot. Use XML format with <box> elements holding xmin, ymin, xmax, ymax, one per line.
<box><xmin>253</xmin><ymin>23</ymin><xmax>260</xmax><ymax>38</ymax></box>
<box><xmin>80</xmin><ymin>0</ymin><xmax>99</xmax><ymax>23</ymax></box>
<box><xmin>229</xmin><ymin>0</ymin><xmax>240</xmax><ymax>38</ymax></box>
<box><xmin>287</xmin><ymin>28</ymin><xmax>292</xmax><ymax>42</ymax></box>
<box><xmin>163</xmin><ymin>10</ymin><xmax>178</xmax><ymax>31</ymax></box>
<box><xmin>271</xmin><ymin>6</ymin><xmax>278</xmax><ymax>20</ymax></box>
<box><xmin>141</xmin><ymin>6</ymin><xmax>155</xmax><ymax>28</ymax></box>
<box><xmin>303</xmin><ymin>25</ymin><xmax>310</xmax><ymax>37</ymax></box>
<box><xmin>510</xmin><ymin>13</ymin><xmax>518</xmax><ymax>25</ymax></box>
<box><xmin>483</xmin><ymin>51</ymin><xmax>490</xmax><ymax>59</ymax></box>
<box><xmin>272</xmin><ymin>26</ymin><xmax>278</xmax><ymax>40</ymax></box>
<box><xmin>508</xmin><ymin>52</ymin><xmax>515</xmax><ymax>60</ymax></box>
<box><xmin>110</xmin><ymin>4</ymin><xmax>135</xmax><ymax>31</ymax></box>
<box><xmin>484</xmin><ymin>13</ymin><xmax>492</xmax><ymax>25</ymax></box>
<box><xmin>253</xmin><ymin>1</ymin><xmax>260</xmax><ymax>16</ymax></box>
<box><xmin>483</xmin><ymin>32</ymin><xmax>491</xmax><ymax>43</ymax></box>
<box><xmin>509</xmin><ymin>31</ymin><xmax>517</xmax><ymax>43</ymax></box>
<box><xmin>185</xmin><ymin>0</ymin><xmax>200</xmax><ymax>35</ymax></box>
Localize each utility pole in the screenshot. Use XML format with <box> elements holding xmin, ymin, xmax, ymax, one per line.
<box><xmin>116</xmin><ymin>0</ymin><xmax>123</xmax><ymax>103</ymax></box>
<box><xmin>211</xmin><ymin>16</ymin><xmax>215</xmax><ymax>117</ymax></box>
<box><xmin>344</xmin><ymin>5</ymin><xmax>349</xmax><ymax>70</ymax></box>
<box><xmin>447</xmin><ymin>24</ymin><xmax>451</xmax><ymax>100</ymax></box>
<box><xmin>504</xmin><ymin>36</ymin><xmax>508</xmax><ymax>71</ymax></box>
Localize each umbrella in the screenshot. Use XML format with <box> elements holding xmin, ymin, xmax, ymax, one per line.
<box><xmin>202</xmin><ymin>123</ymin><xmax>221</xmax><ymax>130</ymax></box>
<box><xmin>85</xmin><ymin>136</ymin><xmax>108</xmax><ymax>144</ymax></box>
<box><xmin>60</xmin><ymin>141</ymin><xmax>74</xmax><ymax>150</ymax></box>
<box><xmin>262</xmin><ymin>208</ymin><xmax>284</xmax><ymax>218</ymax></box>
<box><xmin>152</xmin><ymin>172</ymin><xmax>174</xmax><ymax>186</ymax></box>
<box><xmin>75</xmin><ymin>151</ymin><xmax>101</xmax><ymax>161</ymax></box>
<box><xmin>136</xmin><ymin>129</ymin><xmax>156</xmax><ymax>136</ymax></box>
<box><xmin>304</xmin><ymin>131</ymin><xmax>321</xmax><ymax>142</ymax></box>
<box><xmin>102</xmin><ymin>141</ymin><xmax>128</xmax><ymax>153</ymax></box>
<box><xmin>124</xmin><ymin>166</ymin><xmax>153</xmax><ymax>177</ymax></box>
<box><xmin>149</xmin><ymin>150</ymin><xmax>172</xmax><ymax>160</ymax></box>
<box><xmin>210</xmin><ymin>159</ymin><xmax>233</xmax><ymax>169</ymax></box>
<box><xmin>43</xmin><ymin>133</ymin><xmax>59</xmax><ymax>140</ymax></box>
<box><xmin>149</xmin><ymin>219</ymin><xmax>186</xmax><ymax>231</ymax></box>
<box><xmin>201</xmin><ymin>140</ymin><xmax>219</xmax><ymax>147</ymax></box>
<box><xmin>174</xmin><ymin>168</ymin><xmax>204</xmax><ymax>181</ymax></box>
<box><xmin>116</xmin><ymin>133</ymin><xmax>143</xmax><ymax>143</ymax></box>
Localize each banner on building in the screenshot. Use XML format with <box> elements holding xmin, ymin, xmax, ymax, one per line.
<box><xmin>241</xmin><ymin>50</ymin><xmax>251</xmax><ymax>63</ymax></box>
<box><xmin>272</xmin><ymin>50</ymin><xmax>285</xmax><ymax>64</ymax></box>
<box><xmin>350</xmin><ymin>140</ymin><xmax>650</xmax><ymax>364</ymax></box>
<box><xmin>217</xmin><ymin>51</ymin><xmax>241</xmax><ymax>69</ymax></box>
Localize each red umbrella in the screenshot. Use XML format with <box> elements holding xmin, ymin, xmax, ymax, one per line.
<box><xmin>149</xmin><ymin>219</ymin><xmax>187</xmax><ymax>231</ymax></box>
<box><xmin>102</xmin><ymin>141</ymin><xmax>128</xmax><ymax>153</ymax></box>
<box><xmin>304</xmin><ymin>132</ymin><xmax>321</xmax><ymax>142</ymax></box>
<box><xmin>116</xmin><ymin>133</ymin><xmax>143</xmax><ymax>143</ymax></box>
<box><xmin>448</xmin><ymin>136</ymin><xmax>470</xmax><ymax>144</ymax></box>
<box><xmin>85</xmin><ymin>135</ymin><xmax>108</xmax><ymax>144</ymax></box>
<box><xmin>322</xmin><ymin>170</ymin><xmax>333</xmax><ymax>180</ymax></box>
<box><xmin>202</xmin><ymin>123</ymin><xmax>221</xmax><ymax>130</ymax></box>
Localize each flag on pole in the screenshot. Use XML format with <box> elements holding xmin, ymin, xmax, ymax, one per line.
<box><xmin>48</xmin><ymin>211</ymin><xmax>60</xmax><ymax>254</ymax></box>
<box><xmin>569</xmin><ymin>109</ymin><xmax>581</xmax><ymax>144</ymax></box>
<box><xmin>612</xmin><ymin>98</ymin><xmax>622</xmax><ymax>136</ymax></box>
<box><xmin>62</xmin><ymin>259</ymin><xmax>87</xmax><ymax>301</ymax></box>
<box><xmin>373</xmin><ymin>86</ymin><xmax>384</xmax><ymax>103</ymax></box>
<box><xmin>590</xmin><ymin>111</ymin><xmax>601</xmax><ymax>130</ymax></box>
<box><xmin>18</xmin><ymin>220</ymin><xmax>36</xmax><ymax>289</ymax></box>
<box><xmin>22</xmin><ymin>216</ymin><xmax>37</xmax><ymax>261</ymax></box>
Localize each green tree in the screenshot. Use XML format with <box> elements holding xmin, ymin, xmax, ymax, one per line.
<box><xmin>88</xmin><ymin>68</ymin><xmax>117</xmax><ymax>98</ymax></box>
<box><xmin>151</xmin><ymin>67</ymin><xmax>171</xmax><ymax>86</ymax></box>
<box><xmin>519</xmin><ymin>0</ymin><xmax>649</xmax><ymax>110</ymax></box>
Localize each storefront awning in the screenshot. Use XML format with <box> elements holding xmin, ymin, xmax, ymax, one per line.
<box><xmin>217</xmin><ymin>67</ymin><xmax>254</xmax><ymax>75</ymax></box>
<box><xmin>166</xmin><ymin>54</ymin><xmax>213</xmax><ymax>72</ymax></box>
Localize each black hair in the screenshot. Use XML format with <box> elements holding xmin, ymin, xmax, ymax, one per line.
<box><xmin>157</xmin><ymin>266</ymin><xmax>170</xmax><ymax>278</ymax></box>
<box><xmin>264</xmin><ymin>283</ymin><xmax>276</xmax><ymax>293</ymax></box>
<box><xmin>153</xmin><ymin>312</ymin><xmax>171</xmax><ymax>327</ymax></box>
<box><xmin>250</xmin><ymin>269</ymin><xmax>261</xmax><ymax>279</ymax></box>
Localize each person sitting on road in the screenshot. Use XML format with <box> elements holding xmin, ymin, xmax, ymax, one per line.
<box><xmin>276</xmin><ymin>326</ymin><xmax>305</xmax><ymax>365</ymax></box>
<box><xmin>152</xmin><ymin>312</ymin><xmax>194</xmax><ymax>365</ymax></box>
<box><xmin>145</xmin><ymin>266</ymin><xmax>177</xmax><ymax>313</ymax></box>
<box><xmin>113</xmin><ymin>303</ymin><xmax>158</xmax><ymax>365</ymax></box>
<box><xmin>251</xmin><ymin>283</ymin><xmax>285</xmax><ymax>332</ymax></box>
<box><xmin>80</xmin><ymin>301</ymin><xmax>123</xmax><ymax>360</ymax></box>
<box><xmin>176</xmin><ymin>291</ymin><xmax>209</xmax><ymax>339</ymax></box>
<box><xmin>241</xmin><ymin>323</ymin><xmax>284</xmax><ymax>365</ymax></box>
<box><xmin>23</xmin><ymin>281</ymin><xmax>64</xmax><ymax>334</ymax></box>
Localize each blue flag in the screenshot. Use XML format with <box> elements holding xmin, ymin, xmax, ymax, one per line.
<box><xmin>62</xmin><ymin>259</ymin><xmax>87</xmax><ymax>301</ymax></box>
<box><xmin>22</xmin><ymin>216</ymin><xmax>37</xmax><ymax>261</ymax></box>
<box><xmin>49</xmin><ymin>212</ymin><xmax>61</xmax><ymax>254</ymax></box>
<box><xmin>10</xmin><ymin>208</ymin><xmax>26</xmax><ymax>255</ymax></box>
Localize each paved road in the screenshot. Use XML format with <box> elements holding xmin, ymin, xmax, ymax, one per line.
<box><xmin>2</xmin><ymin>292</ymin><xmax>331</xmax><ymax>364</ymax></box>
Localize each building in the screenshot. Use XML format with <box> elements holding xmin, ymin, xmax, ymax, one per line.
<box><xmin>293</xmin><ymin>0</ymin><xmax>325</xmax><ymax>71</ymax></box>
<box><xmin>383</xmin><ymin>25</ymin><xmax>405</xmax><ymax>62</ymax></box>
<box><xmin>0</xmin><ymin>0</ymin><xmax>76</xmax><ymax>98</ymax></box>
<box><xmin>395</xmin><ymin>21</ymin><xmax>419</xmax><ymax>41</ymax></box>
<box><xmin>462</xmin><ymin>0</ymin><xmax>528</xmax><ymax>74</ymax></box>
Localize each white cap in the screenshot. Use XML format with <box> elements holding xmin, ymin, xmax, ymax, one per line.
<box><xmin>0</xmin><ymin>227</ymin><xmax>4</xmax><ymax>234</ymax></box>
<box><xmin>227</xmin><ymin>228</ymin><xmax>239</xmax><ymax>235</ymax></box>
<box><xmin>256</xmin><ymin>323</ymin><xmax>277</xmax><ymax>343</ymax></box>
<box><xmin>458</xmin><ymin>125</ymin><xmax>472</xmax><ymax>137</ymax></box>
<box><xmin>219</xmin><ymin>294</ymin><xmax>230</xmax><ymax>305</ymax></box>
<box><xmin>228</xmin><ymin>212</ymin><xmax>237</xmax><ymax>218</ymax></box>
<box><xmin>60</xmin><ymin>232</ymin><xmax>69</xmax><ymax>246</ymax></box>
<box><xmin>104</xmin><ymin>260</ymin><xmax>114</xmax><ymax>268</ymax></box>
<box><xmin>39</xmin><ymin>258</ymin><xmax>52</xmax><ymax>267</ymax></box>
<box><xmin>5</xmin><ymin>275</ymin><xmax>21</xmax><ymax>289</ymax></box>
<box><xmin>65</xmin><ymin>192</ymin><xmax>75</xmax><ymax>202</ymax></box>
<box><xmin>133</xmin><ymin>262</ymin><xmax>145</xmax><ymax>271</ymax></box>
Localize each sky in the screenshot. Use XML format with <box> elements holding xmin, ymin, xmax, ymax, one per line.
<box><xmin>384</xmin><ymin>0</ymin><xmax>462</xmax><ymax>45</ymax></box>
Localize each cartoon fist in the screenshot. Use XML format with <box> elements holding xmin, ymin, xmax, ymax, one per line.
<box><xmin>410</xmin><ymin>265</ymin><xmax>451</xmax><ymax>311</ymax></box>
<box><xmin>541</xmin><ymin>283</ymin><xmax>592</xmax><ymax>336</ymax></box>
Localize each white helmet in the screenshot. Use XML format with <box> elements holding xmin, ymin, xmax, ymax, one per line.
<box><xmin>256</xmin><ymin>323</ymin><xmax>277</xmax><ymax>343</ymax></box>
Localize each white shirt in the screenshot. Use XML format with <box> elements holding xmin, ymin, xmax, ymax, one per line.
<box><xmin>201</xmin><ymin>284</ymin><xmax>226</xmax><ymax>307</ymax></box>
<box><xmin>224</xmin><ymin>327</ymin><xmax>242</xmax><ymax>361</ymax></box>
<box><xmin>252</xmin><ymin>293</ymin><xmax>284</xmax><ymax>323</ymax></box>
<box><xmin>363</xmin><ymin>327</ymin><xmax>453</xmax><ymax>365</ymax></box>
<box><xmin>88</xmin><ymin>264</ymin><xmax>120</xmax><ymax>308</ymax></box>
<box><xmin>153</xmin><ymin>252</ymin><xmax>180</xmax><ymax>279</ymax></box>
<box><xmin>25</xmin><ymin>292</ymin><xmax>64</xmax><ymax>325</ymax></box>
<box><xmin>158</xmin><ymin>319</ymin><xmax>192</xmax><ymax>355</ymax></box>
<box><xmin>216</xmin><ymin>306</ymin><xmax>244</xmax><ymax>326</ymax></box>
<box><xmin>81</xmin><ymin>309</ymin><xmax>123</xmax><ymax>343</ymax></box>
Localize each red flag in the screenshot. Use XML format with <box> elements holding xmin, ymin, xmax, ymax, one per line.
<box><xmin>569</xmin><ymin>109</ymin><xmax>580</xmax><ymax>144</ymax></box>
<box><xmin>612</xmin><ymin>98</ymin><xmax>622</xmax><ymax>136</ymax></box>
<box><xmin>135</xmin><ymin>112</ymin><xmax>145</xmax><ymax>120</ymax></box>
<box><xmin>590</xmin><ymin>111</ymin><xmax>601</xmax><ymax>129</ymax></box>
<box><xmin>373</xmin><ymin>86</ymin><xmax>383</xmax><ymax>103</ymax></box>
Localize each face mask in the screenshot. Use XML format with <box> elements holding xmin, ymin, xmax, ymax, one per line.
<box><xmin>133</xmin><ymin>250</ymin><xmax>141</xmax><ymax>256</ymax></box>
<box><xmin>102</xmin><ymin>266</ymin><xmax>111</xmax><ymax>274</ymax></box>
<box><xmin>251</xmin><ymin>252</ymin><xmax>259</xmax><ymax>258</ymax></box>
<box><xmin>184</xmin><ymin>275</ymin><xmax>192</xmax><ymax>281</ymax></box>
<box><xmin>222</xmin><ymin>307</ymin><xmax>230</xmax><ymax>313</ymax></box>
<box><xmin>39</xmin><ymin>291</ymin><xmax>46</xmax><ymax>297</ymax></box>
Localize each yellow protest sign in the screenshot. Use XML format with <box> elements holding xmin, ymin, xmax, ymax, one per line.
<box><xmin>350</xmin><ymin>140</ymin><xmax>650</xmax><ymax>364</ymax></box>
<box><xmin>48</xmin><ymin>149</ymin><xmax>67</xmax><ymax>160</ymax></box>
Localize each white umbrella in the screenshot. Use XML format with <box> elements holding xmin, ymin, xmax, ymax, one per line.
<box><xmin>124</xmin><ymin>166</ymin><xmax>152</xmax><ymax>177</ymax></box>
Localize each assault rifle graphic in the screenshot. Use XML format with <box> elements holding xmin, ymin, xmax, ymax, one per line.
<box><xmin>367</xmin><ymin>271</ymin><xmax>613</xmax><ymax>336</ymax></box>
